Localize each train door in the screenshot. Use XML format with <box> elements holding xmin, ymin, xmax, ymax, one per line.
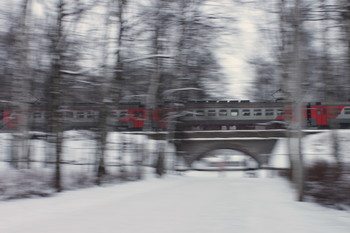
<box><xmin>153</xmin><ymin>109</ymin><xmax>167</xmax><ymax>130</ymax></box>
<box><xmin>0</xmin><ymin>109</ymin><xmax>3</xmax><ymax>129</ymax></box>
<box><xmin>314</xmin><ymin>106</ymin><xmax>328</xmax><ymax>127</ymax></box>
<box><xmin>2</xmin><ymin>110</ymin><xmax>17</xmax><ymax>129</ymax></box>
<box><xmin>328</xmin><ymin>106</ymin><xmax>343</xmax><ymax>127</ymax></box>
<box><xmin>132</xmin><ymin>109</ymin><xmax>145</xmax><ymax>129</ymax></box>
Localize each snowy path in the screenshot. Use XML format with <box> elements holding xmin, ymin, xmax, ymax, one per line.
<box><xmin>0</xmin><ymin>171</ymin><xmax>350</xmax><ymax>233</ymax></box>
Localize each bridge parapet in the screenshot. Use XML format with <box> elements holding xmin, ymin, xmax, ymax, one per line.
<box><xmin>173</xmin><ymin>130</ymin><xmax>287</xmax><ymax>140</ymax></box>
<box><xmin>138</xmin><ymin>129</ymin><xmax>324</xmax><ymax>140</ymax></box>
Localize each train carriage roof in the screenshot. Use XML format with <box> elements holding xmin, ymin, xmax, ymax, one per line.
<box><xmin>182</xmin><ymin>100</ymin><xmax>287</xmax><ymax>108</ymax></box>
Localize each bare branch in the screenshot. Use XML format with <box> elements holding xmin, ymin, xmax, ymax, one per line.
<box><xmin>163</xmin><ymin>88</ymin><xmax>202</xmax><ymax>96</ymax></box>
<box><xmin>124</xmin><ymin>54</ymin><xmax>173</xmax><ymax>63</ymax></box>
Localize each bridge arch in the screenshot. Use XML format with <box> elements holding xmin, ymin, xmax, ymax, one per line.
<box><xmin>193</xmin><ymin>142</ymin><xmax>261</xmax><ymax>165</ymax></box>
<box><xmin>175</xmin><ymin>140</ymin><xmax>275</xmax><ymax>167</ymax></box>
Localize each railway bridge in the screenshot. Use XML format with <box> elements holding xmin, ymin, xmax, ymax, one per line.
<box><xmin>143</xmin><ymin>130</ymin><xmax>321</xmax><ymax>167</ymax></box>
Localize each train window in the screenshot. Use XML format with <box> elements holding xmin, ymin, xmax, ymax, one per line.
<box><xmin>196</xmin><ymin>110</ymin><xmax>205</xmax><ymax>116</ymax></box>
<box><xmin>33</xmin><ymin>112</ymin><xmax>42</xmax><ymax>119</ymax></box>
<box><xmin>77</xmin><ymin>111</ymin><xmax>85</xmax><ymax>118</ymax></box>
<box><xmin>277</xmin><ymin>109</ymin><xmax>284</xmax><ymax>115</ymax></box>
<box><xmin>344</xmin><ymin>108</ymin><xmax>350</xmax><ymax>115</ymax></box>
<box><xmin>87</xmin><ymin>111</ymin><xmax>95</xmax><ymax>118</ymax></box>
<box><xmin>253</xmin><ymin>109</ymin><xmax>262</xmax><ymax>116</ymax></box>
<box><xmin>134</xmin><ymin>111</ymin><xmax>144</xmax><ymax>118</ymax></box>
<box><xmin>242</xmin><ymin>109</ymin><xmax>251</xmax><ymax>116</ymax></box>
<box><xmin>134</xmin><ymin>111</ymin><xmax>141</xmax><ymax>117</ymax></box>
<box><xmin>111</xmin><ymin>110</ymin><xmax>119</xmax><ymax>117</ymax></box>
<box><xmin>265</xmin><ymin>109</ymin><xmax>274</xmax><ymax>116</ymax></box>
<box><xmin>139</xmin><ymin>111</ymin><xmax>144</xmax><ymax>117</ymax></box>
<box><xmin>158</xmin><ymin>110</ymin><xmax>166</xmax><ymax>118</ymax></box>
<box><xmin>64</xmin><ymin>111</ymin><xmax>74</xmax><ymax>118</ymax></box>
<box><xmin>185</xmin><ymin>111</ymin><xmax>194</xmax><ymax>117</ymax></box>
<box><xmin>219</xmin><ymin>109</ymin><xmax>228</xmax><ymax>116</ymax></box>
<box><xmin>8</xmin><ymin>112</ymin><xmax>17</xmax><ymax>120</ymax></box>
<box><xmin>332</xmin><ymin>108</ymin><xmax>342</xmax><ymax>115</ymax></box>
<box><xmin>208</xmin><ymin>110</ymin><xmax>216</xmax><ymax>116</ymax></box>
<box><xmin>230</xmin><ymin>109</ymin><xmax>239</xmax><ymax>116</ymax></box>
<box><xmin>120</xmin><ymin>111</ymin><xmax>127</xmax><ymax>117</ymax></box>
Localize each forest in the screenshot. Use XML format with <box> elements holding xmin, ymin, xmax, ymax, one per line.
<box><xmin>0</xmin><ymin>0</ymin><xmax>349</xmax><ymax>205</ymax></box>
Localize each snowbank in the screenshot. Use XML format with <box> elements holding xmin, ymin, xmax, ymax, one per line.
<box><xmin>270</xmin><ymin>130</ymin><xmax>350</xmax><ymax>168</ymax></box>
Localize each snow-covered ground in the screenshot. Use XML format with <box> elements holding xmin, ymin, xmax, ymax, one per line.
<box><xmin>0</xmin><ymin>130</ymin><xmax>350</xmax><ymax>232</ymax></box>
<box><xmin>0</xmin><ymin>170</ymin><xmax>350</xmax><ymax>233</ymax></box>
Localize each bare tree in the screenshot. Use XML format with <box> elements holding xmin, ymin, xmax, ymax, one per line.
<box><xmin>249</xmin><ymin>58</ymin><xmax>277</xmax><ymax>101</ymax></box>
<box><xmin>9</xmin><ymin>0</ymin><xmax>32</xmax><ymax>170</ymax></box>
<box><xmin>45</xmin><ymin>0</ymin><xmax>94</xmax><ymax>191</ymax></box>
<box><xmin>93</xmin><ymin>0</ymin><xmax>129</xmax><ymax>183</ymax></box>
<box><xmin>346</xmin><ymin>2</ymin><xmax>350</xmax><ymax>92</ymax></box>
<box><xmin>142</xmin><ymin>0</ymin><xmax>168</xmax><ymax>131</ymax></box>
<box><xmin>291</xmin><ymin>0</ymin><xmax>305</xmax><ymax>202</ymax></box>
<box><xmin>45</xmin><ymin>0</ymin><xmax>67</xmax><ymax>192</ymax></box>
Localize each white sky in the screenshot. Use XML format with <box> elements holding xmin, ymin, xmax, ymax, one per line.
<box><xmin>214</xmin><ymin>1</ymin><xmax>270</xmax><ymax>100</ymax></box>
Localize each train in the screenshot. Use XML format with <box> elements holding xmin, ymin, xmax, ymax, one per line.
<box><xmin>1</xmin><ymin>100</ymin><xmax>350</xmax><ymax>131</ymax></box>
<box><xmin>175</xmin><ymin>100</ymin><xmax>350</xmax><ymax>130</ymax></box>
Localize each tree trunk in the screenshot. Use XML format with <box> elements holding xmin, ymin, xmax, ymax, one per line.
<box><xmin>47</xmin><ymin>0</ymin><xmax>66</xmax><ymax>192</ymax></box>
<box><xmin>10</xmin><ymin>0</ymin><xmax>31</xmax><ymax>170</ymax></box>
<box><xmin>292</xmin><ymin>0</ymin><xmax>305</xmax><ymax>202</ymax></box>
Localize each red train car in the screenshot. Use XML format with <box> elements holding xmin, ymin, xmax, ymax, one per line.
<box><xmin>116</xmin><ymin>107</ymin><xmax>168</xmax><ymax>131</ymax></box>
<box><xmin>309</xmin><ymin>103</ymin><xmax>350</xmax><ymax>128</ymax></box>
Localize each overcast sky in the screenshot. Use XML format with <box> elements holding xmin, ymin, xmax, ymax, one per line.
<box><xmin>213</xmin><ymin>0</ymin><xmax>271</xmax><ymax>100</ymax></box>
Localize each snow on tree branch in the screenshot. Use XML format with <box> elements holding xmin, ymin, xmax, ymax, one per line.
<box><xmin>60</xmin><ymin>68</ymin><xmax>93</xmax><ymax>75</ymax></box>
<box><xmin>124</xmin><ymin>54</ymin><xmax>173</xmax><ymax>63</ymax></box>
<box><xmin>163</xmin><ymin>88</ymin><xmax>202</xmax><ymax>96</ymax></box>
